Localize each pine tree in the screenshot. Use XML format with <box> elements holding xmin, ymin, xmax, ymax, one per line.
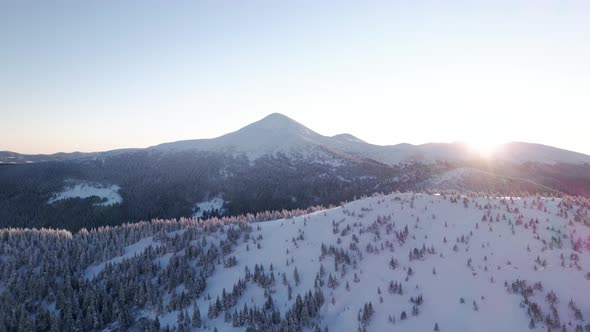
<box><xmin>328</xmin><ymin>273</ymin><xmax>338</xmax><ymax>289</ymax></box>
<box><xmin>154</xmin><ymin>316</ymin><xmax>161</xmax><ymax>331</ymax></box>
<box><xmin>183</xmin><ymin>310</ymin><xmax>191</xmax><ymax>330</ymax></box>
<box><xmin>118</xmin><ymin>305</ymin><xmax>131</xmax><ymax>329</ymax></box>
<box><xmin>177</xmin><ymin>310</ymin><xmax>188</xmax><ymax>332</ymax></box>
<box><xmin>294</xmin><ymin>267</ymin><xmax>301</xmax><ymax>286</ymax></box>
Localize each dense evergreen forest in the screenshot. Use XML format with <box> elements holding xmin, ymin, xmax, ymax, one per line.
<box><xmin>0</xmin><ymin>150</ymin><xmax>420</xmax><ymax>231</ymax></box>
<box><xmin>2</xmin><ymin>146</ymin><xmax>586</xmax><ymax>232</ymax></box>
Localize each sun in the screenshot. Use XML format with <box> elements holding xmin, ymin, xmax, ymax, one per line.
<box><xmin>466</xmin><ymin>138</ymin><xmax>499</xmax><ymax>157</ymax></box>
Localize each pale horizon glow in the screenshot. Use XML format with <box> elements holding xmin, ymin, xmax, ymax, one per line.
<box><xmin>464</xmin><ymin>140</ymin><xmax>500</xmax><ymax>158</ymax></box>
<box><xmin>1</xmin><ymin>1</ymin><xmax>590</xmax><ymax>155</ymax></box>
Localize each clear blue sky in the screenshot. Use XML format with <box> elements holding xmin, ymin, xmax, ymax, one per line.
<box><xmin>1</xmin><ymin>1</ymin><xmax>589</xmax><ymax>154</ymax></box>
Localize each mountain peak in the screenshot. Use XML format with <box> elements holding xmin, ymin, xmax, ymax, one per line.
<box><xmin>170</xmin><ymin>113</ymin><xmax>324</xmax><ymax>158</ymax></box>
<box><xmin>260</xmin><ymin>112</ymin><xmax>294</xmax><ymax>122</ymax></box>
<box><xmin>237</xmin><ymin>113</ymin><xmax>318</xmax><ymax>138</ymax></box>
<box><xmin>151</xmin><ymin>113</ymin><xmax>323</xmax><ymax>155</ymax></box>
<box><xmin>251</xmin><ymin>113</ymin><xmax>304</xmax><ymax>130</ymax></box>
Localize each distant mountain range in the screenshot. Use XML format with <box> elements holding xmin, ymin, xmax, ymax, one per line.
<box><xmin>1</xmin><ymin>113</ymin><xmax>589</xmax><ymax>230</ymax></box>
<box><xmin>4</xmin><ymin>113</ymin><xmax>590</xmax><ymax>166</ymax></box>
<box><xmin>152</xmin><ymin>113</ymin><xmax>590</xmax><ymax>166</ymax></box>
<box><xmin>0</xmin><ymin>151</ymin><xmax>98</xmax><ymax>165</ymax></box>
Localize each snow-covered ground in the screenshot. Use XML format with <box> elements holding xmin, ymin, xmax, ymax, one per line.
<box><xmin>48</xmin><ymin>182</ymin><xmax>122</xmax><ymax>206</ymax></box>
<box><xmin>193</xmin><ymin>196</ymin><xmax>225</xmax><ymax>218</ymax></box>
<box><xmin>92</xmin><ymin>192</ymin><xmax>590</xmax><ymax>331</ymax></box>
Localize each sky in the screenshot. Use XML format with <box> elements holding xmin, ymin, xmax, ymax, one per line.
<box><xmin>1</xmin><ymin>1</ymin><xmax>589</xmax><ymax>155</ymax></box>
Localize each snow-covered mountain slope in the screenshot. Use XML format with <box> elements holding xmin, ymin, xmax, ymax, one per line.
<box><xmin>152</xmin><ymin>113</ymin><xmax>344</xmax><ymax>161</ymax></box>
<box><xmin>150</xmin><ymin>113</ymin><xmax>590</xmax><ymax>166</ymax></box>
<box><xmin>162</xmin><ymin>192</ymin><xmax>589</xmax><ymax>332</ymax></box>
<box><xmin>3</xmin><ymin>192</ymin><xmax>589</xmax><ymax>331</ymax></box>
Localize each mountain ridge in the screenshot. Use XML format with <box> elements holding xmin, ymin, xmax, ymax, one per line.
<box><xmin>150</xmin><ymin>113</ymin><xmax>590</xmax><ymax>166</ymax></box>
<box><xmin>3</xmin><ymin>113</ymin><xmax>589</xmax><ymax>166</ymax></box>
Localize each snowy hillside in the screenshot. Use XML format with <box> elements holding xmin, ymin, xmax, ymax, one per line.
<box><xmin>144</xmin><ymin>192</ymin><xmax>590</xmax><ymax>332</ymax></box>
<box><xmin>2</xmin><ymin>192</ymin><xmax>590</xmax><ymax>331</ymax></box>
